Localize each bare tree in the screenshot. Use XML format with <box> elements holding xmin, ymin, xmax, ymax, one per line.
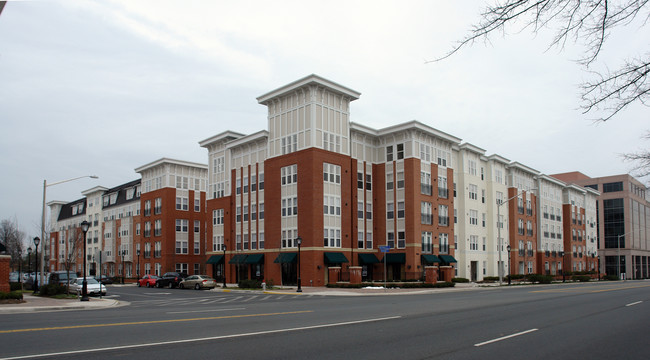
<box><xmin>432</xmin><ymin>0</ymin><xmax>650</xmax><ymax>178</ymax></box>
<box><xmin>432</xmin><ymin>0</ymin><xmax>649</xmax><ymax>122</ymax></box>
<box><xmin>62</xmin><ymin>229</ymin><xmax>84</xmax><ymax>292</ymax></box>
<box><xmin>0</xmin><ymin>219</ymin><xmax>26</xmax><ymax>270</ymax></box>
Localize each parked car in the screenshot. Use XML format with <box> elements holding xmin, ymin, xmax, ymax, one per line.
<box><xmin>178</xmin><ymin>275</ymin><xmax>217</xmax><ymax>290</ymax></box>
<box><xmin>155</xmin><ymin>272</ymin><xmax>188</xmax><ymax>288</ymax></box>
<box><xmin>68</xmin><ymin>277</ymin><xmax>107</xmax><ymax>296</ymax></box>
<box><xmin>137</xmin><ymin>274</ymin><xmax>159</xmax><ymax>287</ymax></box>
<box><xmin>94</xmin><ymin>275</ymin><xmax>114</xmax><ymax>285</ymax></box>
<box><xmin>9</xmin><ymin>272</ymin><xmax>19</xmax><ymax>282</ymax></box>
<box><xmin>48</xmin><ymin>271</ymin><xmax>77</xmax><ymax>286</ymax></box>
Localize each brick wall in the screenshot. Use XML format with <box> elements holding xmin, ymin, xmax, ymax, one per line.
<box><xmin>0</xmin><ymin>255</ymin><xmax>10</xmax><ymax>292</ymax></box>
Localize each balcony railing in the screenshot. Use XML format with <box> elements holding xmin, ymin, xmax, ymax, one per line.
<box><xmin>438</xmin><ymin>216</ymin><xmax>449</xmax><ymax>226</ymax></box>
<box><xmin>438</xmin><ymin>188</ymin><xmax>448</xmax><ymax>198</ymax></box>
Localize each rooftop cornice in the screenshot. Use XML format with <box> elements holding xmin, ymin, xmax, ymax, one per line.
<box><xmin>135</xmin><ymin>157</ymin><xmax>208</xmax><ymax>173</ymax></box>
<box><xmin>199</xmin><ymin>130</ymin><xmax>246</xmax><ymax>148</ymax></box>
<box><xmin>256</xmin><ymin>74</ymin><xmax>361</xmax><ymax>105</ymax></box>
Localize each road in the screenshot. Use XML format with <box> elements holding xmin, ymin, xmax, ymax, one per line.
<box><xmin>0</xmin><ymin>281</ymin><xmax>648</xmax><ymax>359</ymax></box>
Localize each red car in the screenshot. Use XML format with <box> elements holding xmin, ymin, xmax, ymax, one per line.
<box><xmin>137</xmin><ymin>274</ymin><xmax>160</xmax><ymax>287</ymax></box>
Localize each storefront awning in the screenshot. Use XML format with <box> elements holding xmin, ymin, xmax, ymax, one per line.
<box><xmin>273</xmin><ymin>252</ymin><xmax>297</xmax><ymax>264</ymax></box>
<box><xmin>421</xmin><ymin>254</ymin><xmax>441</xmax><ymax>264</ymax></box>
<box><xmin>244</xmin><ymin>253</ymin><xmax>265</xmax><ymax>264</ymax></box>
<box><xmin>229</xmin><ymin>254</ymin><xmax>248</xmax><ymax>264</ymax></box>
<box><xmin>439</xmin><ymin>255</ymin><xmax>458</xmax><ymax>265</ymax></box>
<box><xmin>324</xmin><ymin>252</ymin><xmax>349</xmax><ymax>264</ymax></box>
<box><xmin>382</xmin><ymin>253</ymin><xmax>406</xmax><ymax>264</ymax></box>
<box><xmin>206</xmin><ymin>255</ymin><xmax>224</xmax><ymax>264</ymax></box>
<box><xmin>358</xmin><ymin>253</ymin><xmax>380</xmax><ymax>264</ymax></box>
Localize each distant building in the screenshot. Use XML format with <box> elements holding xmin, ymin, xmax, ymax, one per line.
<box><xmin>552</xmin><ymin>172</ymin><xmax>650</xmax><ymax>279</ymax></box>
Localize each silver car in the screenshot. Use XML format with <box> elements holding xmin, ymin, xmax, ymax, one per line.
<box><xmin>178</xmin><ymin>275</ymin><xmax>217</xmax><ymax>290</ymax></box>
<box><xmin>68</xmin><ymin>277</ymin><xmax>107</xmax><ymax>296</ymax></box>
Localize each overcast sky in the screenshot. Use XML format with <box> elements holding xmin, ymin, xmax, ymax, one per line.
<box><xmin>1</xmin><ymin>0</ymin><xmax>648</xmax><ymax>239</ymax></box>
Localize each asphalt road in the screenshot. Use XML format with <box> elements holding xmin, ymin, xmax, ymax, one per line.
<box><xmin>1</xmin><ymin>281</ymin><xmax>648</xmax><ymax>359</ymax></box>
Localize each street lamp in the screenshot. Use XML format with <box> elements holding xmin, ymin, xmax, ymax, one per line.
<box><xmin>136</xmin><ymin>249</ymin><xmax>141</xmax><ymax>280</ymax></box>
<box><xmin>18</xmin><ymin>249</ymin><xmax>22</xmax><ymax>290</ymax></box>
<box><xmin>39</xmin><ymin>175</ymin><xmax>99</xmax><ymax>289</ymax></box>
<box><xmin>496</xmin><ymin>188</ymin><xmax>536</xmax><ymax>285</ymax></box>
<box><xmin>27</xmin><ymin>247</ymin><xmax>32</xmax><ymax>286</ymax></box>
<box><xmin>120</xmin><ymin>249</ymin><xmax>126</xmax><ymax>284</ymax></box>
<box><xmin>80</xmin><ymin>220</ymin><xmax>90</xmax><ymax>301</ymax></box>
<box><xmin>296</xmin><ymin>236</ymin><xmax>302</xmax><ymax>293</ymax></box>
<box><xmin>617</xmin><ymin>232</ymin><xmax>631</xmax><ymax>281</ymax></box>
<box><xmin>560</xmin><ymin>251</ymin><xmax>566</xmax><ymax>282</ymax></box>
<box><xmin>222</xmin><ymin>244</ymin><xmax>227</xmax><ymax>288</ymax></box>
<box><xmin>32</xmin><ymin>237</ymin><xmax>40</xmax><ymax>294</ymax></box>
<box><xmin>506</xmin><ymin>245</ymin><xmax>512</xmax><ymax>285</ymax></box>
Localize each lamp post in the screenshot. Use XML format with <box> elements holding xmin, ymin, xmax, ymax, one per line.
<box><xmin>496</xmin><ymin>188</ymin><xmax>536</xmax><ymax>285</ymax></box>
<box><xmin>560</xmin><ymin>251</ymin><xmax>566</xmax><ymax>282</ymax></box>
<box><xmin>296</xmin><ymin>236</ymin><xmax>302</xmax><ymax>293</ymax></box>
<box><xmin>39</xmin><ymin>175</ymin><xmax>99</xmax><ymax>290</ymax></box>
<box><xmin>27</xmin><ymin>247</ymin><xmax>32</xmax><ymax>286</ymax></box>
<box><xmin>80</xmin><ymin>220</ymin><xmax>90</xmax><ymax>301</ymax></box>
<box><xmin>18</xmin><ymin>249</ymin><xmax>22</xmax><ymax>290</ymax></box>
<box><xmin>222</xmin><ymin>244</ymin><xmax>227</xmax><ymax>288</ymax></box>
<box><xmin>136</xmin><ymin>249</ymin><xmax>141</xmax><ymax>280</ymax></box>
<box><xmin>120</xmin><ymin>250</ymin><xmax>126</xmax><ymax>284</ymax></box>
<box><xmin>506</xmin><ymin>245</ymin><xmax>512</xmax><ymax>285</ymax></box>
<box><xmin>616</xmin><ymin>232</ymin><xmax>631</xmax><ymax>281</ymax></box>
<box><xmin>32</xmin><ymin>237</ymin><xmax>40</xmax><ymax>294</ymax></box>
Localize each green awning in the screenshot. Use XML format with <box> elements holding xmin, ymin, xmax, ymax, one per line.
<box><xmin>206</xmin><ymin>255</ymin><xmax>224</xmax><ymax>264</ymax></box>
<box><xmin>273</xmin><ymin>252</ymin><xmax>297</xmax><ymax>263</ymax></box>
<box><xmin>439</xmin><ymin>255</ymin><xmax>457</xmax><ymax>265</ymax></box>
<box><xmin>324</xmin><ymin>252</ymin><xmax>349</xmax><ymax>264</ymax></box>
<box><xmin>421</xmin><ymin>254</ymin><xmax>441</xmax><ymax>264</ymax></box>
<box><xmin>382</xmin><ymin>253</ymin><xmax>406</xmax><ymax>264</ymax></box>
<box><xmin>229</xmin><ymin>254</ymin><xmax>248</xmax><ymax>264</ymax></box>
<box><xmin>244</xmin><ymin>253</ymin><xmax>265</xmax><ymax>264</ymax></box>
<box><xmin>358</xmin><ymin>253</ymin><xmax>380</xmax><ymax>264</ymax></box>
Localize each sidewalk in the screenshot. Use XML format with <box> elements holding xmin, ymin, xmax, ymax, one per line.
<box><xmin>0</xmin><ymin>294</ymin><xmax>124</xmax><ymax>314</ymax></box>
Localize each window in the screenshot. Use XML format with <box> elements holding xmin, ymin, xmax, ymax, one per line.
<box><xmin>282</xmin><ymin>197</ymin><xmax>298</xmax><ymax>217</ymax></box>
<box><xmin>357</xmin><ymin>172</ymin><xmax>363</xmax><ymax>189</ymax></box>
<box><xmin>420</xmin><ymin>143</ymin><xmax>431</xmax><ymax>162</ymax></box>
<box><xmin>397</xmin><ymin>201</ymin><xmax>405</xmax><ymax>218</ymax></box>
<box><xmin>251</xmin><ymin>174</ymin><xmax>257</xmax><ymax>192</ymax></box>
<box><xmin>251</xmin><ymin>204</ymin><xmax>257</xmax><ymax>221</ymax></box>
<box><xmin>236</xmin><ymin>206</ymin><xmax>241</xmax><ymax>222</ymax></box>
<box><xmin>387</xmin><ymin>232</ymin><xmax>395</xmax><ymax>248</ymax></box>
<box><xmin>396</xmin><ymin>143</ymin><xmax>404</xmax><ymax>160</ymax></box>
<box><xmin>144</xmin><ymin>242</ymin><xmax>151</xmax><ymax>258</ymax></box>
<box><xmin>438</xmin><ymin>176</ymin><xmax>448</xmax><ymax>198</ymax></box>
<box><xmin>437</xmin><ymin>149</ymin><xmax>448</xmax><ymax>167</ymax></box>
<box><xmin>176</xmin><ymin>196</ymin><xmax>188</xmax><ymax>211</ymax></box>
<box><xmin>422</xmin><ymin>231</ymin><xmax>433</xmax><ymax>253</ymax></box>
<box><xmin>259</xmin><ymin>173</ymin><xmax>264</xmax><ymax>190</ymax></box>
<box><xmin>438</xmin><ymin>205</ymin><xmax>449</xmax><ymax>226</ymax></box>
<box><xmin>469</xmin><ymin>235</ymin><xmax>478</xmax><ymax>251</ymax></box>
<box><xmin>194</xmin><ymin>196</ymin><xmax>200</xmax><ymax>212</ymax></box>
<box><xmin>175</xmin><ymin>263</ymin><xmax>188</xmax><ymax>274</ymax></box>
<box><xmin>281</xmin><ymin>165</ymin><xmax>298</xmax><ymax>186</ymax></box>
<box><xmin>144</xmin><ymin>222</ymin><xmax>151</xmax><ymax>237</ymax></box>
<box><xmin>154</xmin><ymin>242</ymin><xmax>161</xmax><ymax>257</ymax></box>
<box><xmin>243</xmin><ymin>205</ymin><xmax>249</xmax><ymax>222</ymax></box>
<box><xmin>482</xmin><ymin>213</ymin><xmax>486</xmax><ymax>227</ymax></box>
<box><xmin>421</xmin><ymin>172</ymin><xmax>432</xmax><ymax>195</ymax></box>
<box><xmin>243</xmin><ymin>176</ymin><xmax>248</xmax><ymax>194</ymax></box>
<box><xmin>281</xmin><ymin>229</ymin><xmax>298</xmax><ymax>248</ymax></box>
<box><xmin>365</xmin><ymin>174</ymin><xmax>372</xmax><ymax>190</ymax></box>
<box><xmin>323</xmin><ymin>132</ymin><xmax>341</xmax><ymax>152</ymax></box>
<box><xmin>194</xmin><ymin>221</ymin><xmax>200</xmax><ymax>255</ymax></box>
<box><xmin>386</xmin><ymin>173</ymin><xmax>394</xmax><ymax>190</ymax></box>
<box><xmin>323</xmin><ymin>196</ymin><xmax>341</xmax><ymax>216</ymax></box>
<box><xmin>366</xmin><ymin>232</ymin><xmax>373</xmax><ymax>249</ymax></box>
<box><xmin>439</xmin><ymin>233</ymin><xmax>449</xmax><ymax>254</ymax></box>
<box><xmin>282</xmin><ymin>134</ymin><xmax>298</xmax><ymax>155</ymax></box>
<box><xmin>175</xmin><ymin>219</ymin><xmax>188</xmax><ymax>232</ymax></box>
<box><xmin>397</xmin><ymin>172</ymin><xmax>404</xmax><ymax>189</ymax></box>
<box><xmin>213</xmin><ymin>209</ymin><xmax>224</xmax><ymax>225</ymax></box>
<box><xmin>358</xmin><ymin>202</ymin><xmax>364</xmax><ymax>219</ymax></box>
<box><xmin>387</xmin><ymin>202</ymin><xmax>394</xmax><ymax>219</ymax></box>
<box><xmin>397</xmin><ymin>231</ymin><xmax>406</xmax><ymax>248</ymax></box>
<box><xmin>144</xmin><ymin>200</ymin><xmax>151</xmax><ymax>216</ymax></box>
<box><xmin>366</xmin><ymin>203</ymin><xmax>372</xmax><ymax>220</ymax></box>
<box><xmin>469</xmin><ymin>184</ymin><xmax>478</xmax><ymax>200</ymax></box>
<box><xmin>323</xmin><ymin>228</ymin><xmax>341</xmax><ymax>247</ymax></box>
<box><xmin>259</xmin><ymin>232</ymin><xmax>265</xmax><ymax>249</ymax></box>
<box><xmin>421</xmin><ymin>202</ymin><xmax>432</xmax><ymax>225</ymax></box>
<box><xmin>323</xmin><ymin>163</ymin><xmax>341</xmax><ymax>184</ymax></box>
<box><xmin>154</xmin><ymin>220</ymin><xmax>161</xmax><ymax>236</ymax></box>
<box><xmin>358</xmin><ymin>232</ymin><xmax>364</xmax><ymax>248</ymax></box>
<box><xmin>469</xmin><ymin>210</ymin><xmax>478</xmax><ymax>225</ymax></box>
<box><xmin>386</xmin><ymin>145</ymin><xmax>394</xmax><ymax>162</ymax></box>
<box><xmin>468</xmin><ymin>160</ymin><xmax>477</xmax><ymax>176</ymax></box>
<box><xmin>153</xmin><ymin>198</ymin><xmax>162</xmax><ymax>215</ymax></box>
<box><xmin>603</xmin><ymin>181</ymin><xmax>623</xmax><ymax>192</ymax></box>
<box><xmin>259</xmin><ymin>203</ymin><xmax>264</xmax><ymax>220</ymax></box>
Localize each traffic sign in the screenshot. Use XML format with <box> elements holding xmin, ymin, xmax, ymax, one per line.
<box><xmin>379</xmin><ymin>245</ymin><xmax>390</xmax><ymax>253</ymax></box>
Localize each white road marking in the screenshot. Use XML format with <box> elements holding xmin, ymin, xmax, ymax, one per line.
<box><xmin>0</xmin><ymin>316</ymin><xmax>402</xmax><ymax>360</ymax></box>
<box><xmin>625</xmin><ymin>301</ymin><xmax>642</xmax><ymax>307</ymax></box>
<box><xmin>166</xmin><ymin>307</ymin><xmax>246</xmax><ymax>314</ymax></box>
<box><xmin>474</xmin><ymin>329</ymin><xmax>539</xmax><ymax>347</ymax></box>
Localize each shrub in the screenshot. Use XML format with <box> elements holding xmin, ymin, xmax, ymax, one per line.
<box><xmin>452</xmin><ymin>277</ymin><xmax>469</xmax><ymax>283</ymax></box>
<box><xmin>482</xmin><ymin>276</ymin><xmax>499</xmax><ymax>283</ymax></box>
<box><xmin>526</xmin><ymin>274</ymin><xmax>553</xmax><ymax>284</ymax></box>
<box><xmin>39</xmin><ymin>284</ymin><xmax>66</xmax><ymax>296</ymax></box>
<box><xmin>603</xmin><ymin>274</ymin><xmax>619</xmax><ymax>281</ymax></box>
<box><xmin>238</xmin><ymin>279</ymin><xmax>262</xmax><ymax>289</ymax></box>
<box><xmin>572</xmin><ymin>275</ymin><xmax>591</xmax><ymax>282</ymax></box>
<box><xmin>0</xmin><ymin>291</ymin><xmax>23</xmax><ymax>300</ymax></box>
<box><xmin>509</xmin><ymin>274</ymin><xmax>526</xmax><ymax>280</ymax></box>
<box><xmin>9</xmin><ymin>282</ymin><xmax>22</xmax><ymax>291</ymax></box>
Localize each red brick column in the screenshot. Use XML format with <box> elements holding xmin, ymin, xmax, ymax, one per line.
<box><xmin>439</xmin><ymin>266</ymin><xmax>453</xmax><ymax>282</ymax></box>
<box><xmin>0</xmin><ymin>255</ymin><xmax>10</xmax><ymax>293</ymax></box>
<box><xmin>349</xmin><ymin>266</ymin><xmax>362</xmax><ymax>284</ymax></box>
<box><xmin>328</xmin><ymin>266</ymin><xmax>341</xmax><ymax>285</ymax></box>
<box><xmin>424</xmin><ymin>266</ymin><xmax>438</xmax><ymax>284</ymax></box>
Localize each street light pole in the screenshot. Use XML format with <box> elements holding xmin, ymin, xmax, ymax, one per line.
<box><xmin>18</xmin><ymin>249</ymin><xmax>22</xmax><ymax>290</ymax></box>
<box><xmin>40</xmin><ymin>175</ymin><xmax>99</xmax><ymax>288</ymax></box>
<box><xmin>222</xmin><ymin>244</ymin><xmax>227</xmax><ymax>288</ymax></box>
<box><xmin>506</xmin><ymin>245</ymin><xmax>512</xmax><ymax>285</ymax></box>
<box><xmin>296</xmin><ymin>236</ymin><xmax>302</xmax><ymax>293</ymax></box>
<box><xmin>616</xmin><ymin>232</ymin><xmax>631</xmax><ymax>281</ymax></box>
<box><xmin>27</xmin><ymin>247</ymin><xmax>32</xmax><ymax>287</ymax></box>
<box><xmin>80</xmin><ymin>221</ymin><xmax>90</xmax><ymax>301</ymax></box>
<box><xmin>136</xmin><ymin>249</ymin><xmax>141</xmax><ymax>280</ymax></box>
<box><xmin>32</xmin><ymin>237</ymin><xmax>40</xmax><ymax>294</ymax></box>
<box><xmin>121</xmin><ymin>250</ymin><xmax>126</xmax><ymax>284</ymax></box>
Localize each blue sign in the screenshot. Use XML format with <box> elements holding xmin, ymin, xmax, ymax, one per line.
<box><xmin>379</xmin><ymin>245</ymin><xmax>390</xmax><ymax>253</ymax></box>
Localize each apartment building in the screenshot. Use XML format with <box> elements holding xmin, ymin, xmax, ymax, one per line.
<box><xmin>552</xmin><ymin>172</ymin><xmax>650</xmax><ymax>279</ymax></box>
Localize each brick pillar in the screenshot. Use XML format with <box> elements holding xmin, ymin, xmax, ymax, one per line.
<box><xmin>349</xmin><ymin>266</ymin><xmax>362</xmax><ymax>284</ymax></box>
<box><xmin>0</xmin><ymin>255</ymin><xmax>10</xmax><ymax>293</ymax></box>
<box><xmin>439</xmin><ymin>266</ymin><xmax>453</xmax><ymax>282</ymax></box>
<box><xmin>424</xmin><ymin>266</ymin><xmax>438</xmax><ymax>284</ymax></box>
<box><xmin>328</xmin><ymin>266</ymin><xmax>341</xmax><ymax>285</ymax></box>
